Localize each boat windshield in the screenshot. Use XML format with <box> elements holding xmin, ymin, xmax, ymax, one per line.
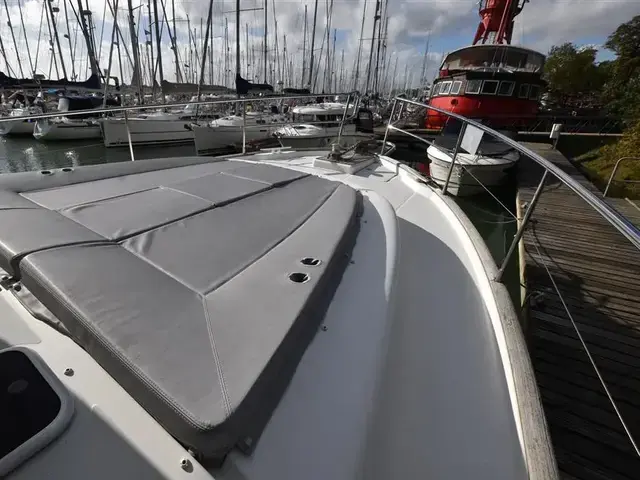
<box><xmin>442</xmin><ymin>46</ymin><xmax>545</xmax><ymax>73</ymax></box>
<box><xmin>293</xmin><ymin>114</ymin><xmax>317</xmax><ymax>122</ymax></box>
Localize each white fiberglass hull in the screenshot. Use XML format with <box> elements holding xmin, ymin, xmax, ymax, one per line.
<box><xmin>192</xmin><ymin>124</ymin><xmax>279</xmax><ymax>155</ymax></box>
<box><xmin>427</xmin><ymin>145</ymin><xmax>519</xmax><ymax>197</ymax></box>
<box><xmin>34</xmin><ymin>119</ymin><xmax>102</xmax><ymax>141</ymax></box>
<box><xmin>0</xmin><ymin>118</ymin><xmax>35</xmax><ymax>136</ymax></box>
<box><xmin>102</xmin><ymin>118</ymin><xmax>194</xmax><ymax>147</ymax></box>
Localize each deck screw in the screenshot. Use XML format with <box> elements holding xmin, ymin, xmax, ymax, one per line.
<box><xmin>64</xmin><ymin>368</ymin><xmax>74</xmax><ymax>377</ymax></box>
<box><xmin>321</xmin><ymin>325</ymin><xmax>328</xmax><ymax>331</ymax></box>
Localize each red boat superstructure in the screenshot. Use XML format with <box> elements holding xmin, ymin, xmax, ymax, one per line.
<box><xmin>426</xmin><ymin>0</ymin><xmax>545</xmax><ymax>129</ymax></box>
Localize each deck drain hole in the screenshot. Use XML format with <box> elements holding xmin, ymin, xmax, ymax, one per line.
<box><xmin>41</xmin><ymin>170</ymin><xmax>52</xmax><ymax>175</ymax></box>
<box><xmin>288</xmin><ymin>272</ymin><xmax>309</xmax><ymax>284</ymax></box>
<box><xmin>61</xmin><ymin>167</ymin><xmax>73</xmax><ymax>172</ymax></box>
<box><xmin>300</xmin><ymin>257</ymin><xmax>321</xmax><ymax>266</ymax></box>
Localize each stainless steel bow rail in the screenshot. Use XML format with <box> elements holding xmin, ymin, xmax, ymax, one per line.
<box><xmin>384</xmin><ymin>96</ymin><xmax>640</xmax><ymax>470</ymax></box>
<box><xmin>604</xmin><ymin>156</ymin><xmax>640</xmax><ymax>197</ymax></box>
<box><xmin>382</xmin><ymin>96</ymin><xmax>640</xmax><ymax>267</ymax></box>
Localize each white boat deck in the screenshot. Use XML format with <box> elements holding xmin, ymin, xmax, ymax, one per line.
<box><xmin>2</xmin><ymin>151</ymin><xmax>554</xmax><ymax>479</ymax></box>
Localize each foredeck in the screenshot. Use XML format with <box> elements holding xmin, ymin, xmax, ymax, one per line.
<box><xmin>518</xmin><ymin>143</ymin><xmax>640</xmax><ymax>479</ymax></box>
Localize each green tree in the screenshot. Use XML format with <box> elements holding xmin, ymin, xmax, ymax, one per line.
<box><xmin>604</xmin><ymin>15</ymin><xmax>640</xmax><ymax>82</ymax></box>
<box><xmin>543</xmin><ymin>43</ymin><xmax>606</xmax><ymax>109</ymax></box>
<box><xmin>602</xmin><ymin>15</ymin><xmax>640</xmax><ymax>122</ymax></box>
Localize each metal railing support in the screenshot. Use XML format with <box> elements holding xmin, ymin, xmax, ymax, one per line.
<box><xmin>242</xmin><ymin>100</ymin><xmax>247</xmax><ymax>154</ymax></box>
<box><xmin>380</xmin><ymin>98</ymin><xmax>397</xmax><ymax>154</ymax></box>
<box><xmin>604</xmin><ymin>157</ymin><xmax>640</xmax><ymax>197</ymax></box>
<box><xmin>442</xmin><ymin>123</ymin><xmax>467</xmax><ymax>196</ymax></box>
<box><xmin>337</xmin><ymin>93</ymin><xmax>351</xmax><ymax>144</ymax></box>
<box><xmin>496</xmin><ymin>170</ymin><xmax>549</xmax><ymax>282</ymax></box>
<box><xmin>123</xmin><ymin>110</ymin><xmax>135</xmax><ymax>161</ymax></box>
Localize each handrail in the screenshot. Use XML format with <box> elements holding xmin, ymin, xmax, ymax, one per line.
<box><xmin>604</xmin><ymin>156</ymin><xmax>640</xmax><ymax>197</ymax></box>
<box><xmin>384</xmin><ymin>97</ymin><xmax>640</xmax><ymax>256</ymax></box>
<box><xmin>0</xmin><ymin>91</ymin><xmax>360</xmax><ymax>123</ymax></box>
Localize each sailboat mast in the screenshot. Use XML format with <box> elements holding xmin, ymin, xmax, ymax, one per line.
<box><xmin>338</xmin><ymin>48</ymin><xmax>344</xmax><ymax>92</ymax></box>
<box><xmin>17</xmin><ymin>0</ymin><xmax>34</xmax><ymax>77</ymax></box>
<box><xmin>419</xmin><ymin>33</ymin><xmax>430</xmax><ymax>86</ymax></box>
<box><xmin>235</xmin><ymin>0</ymin><xmax>240</xmax><ymax>84</ymax></box>
<box><xmin>373</xmin><ymin>0</ymin><xmax>388</xmax><ymax>93</ymax></box>
<box><xmin>62</xmin><ymin>0</ymin><xmax>76</xmax><ymax>79</ymax></box>
<box><xmin>75</xmin><ymin>0</ymin><xmax>99</xmax><ymax>77</ymax></box>
<box><xmin>324</xmin><ymin>0</ymin><xmax>333</xmax><ymax>92</ymax></box>
<box><xmin>302</xmin><ymin>4</ymin><xmax>307</xmax><ymax>88</ymax></box>
<box><xmin>151</xmin><ymin>0</ymin><xmax>165</xmax><ymax>100</ymax></box>
<box><xmin>263</xmin><ymin>0</ymin><xmax>268</xmax><ymax>81</ymax></box>
<box><xmin>44</xmin><ymin>2</ymin><xmax>60</xmax><ymax>78</ymax></box>
<box><xmin>146</xmin><ymin>0</ymin><xmax>154</xmax><ymax>93</ymax></box>
<box><xmin>224</xmin><ymin>17</ymin><xmax>229</xmax><ymax>87</ymax></box>
<box><xmin>127</xmin><ymin>0</ymin><xmax>143</xmax><ymax>98</ymax></box>
<box><xmin>3</xmin><ymin>0</ymin><xmax>24</xmax><ymax>77</ymax></box>
<box><xmin>272</xmin><ymin>1</ymin><xmax>280</xmax><ymax>83</ymax></box>
<box><xmin>364</xmin><ymin>0</ymin><xmax>381</xmax><ymax>93</ymax></box>
<box><xmin>33</xmin><ymin>1</ymin><xmax>46</xmax><ymax>76</ymax></box>
<box><xmin>47</xmin><ymin>0</ymin><xmax>68</xmax><ymax>78</ymax></box>
<box><xmin>307</xmin><ymin>0</ymin><xmax>318</xmax><ymax>87</ymax></box>
<box><xmin>102</xmin><ymin>0</ymin><xmax>119</xmax><ymax>106</ymax></box>
<box><xmin>353</xmin><ymin>0</ymin><xmax>367</xmax><ymax>91</ymax></box>
<box><xmin>0</xmin><ymin>28</ymin><xmax>13</xmax><ymax>77</ymax></box>
<box><xmin>197</xmin><ymin>0</ymin><xmax>215</xmax><ymax>103</ymax></box>
<box><xmin>171</xmin><ymin>0</ymin><xmax>181</xmax><ymax>82</ymax></box>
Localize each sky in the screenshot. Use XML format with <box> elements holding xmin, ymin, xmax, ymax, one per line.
<box><xmin>0</xmin><ymin>0</ymin><xmax>638</xmax><ymax>91</ymax></box>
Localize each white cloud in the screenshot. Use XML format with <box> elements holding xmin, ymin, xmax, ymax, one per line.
<box><xmin>0</xmin><ymin>0</ymin><xmax>637</xmax><ymax>92</ymax></box>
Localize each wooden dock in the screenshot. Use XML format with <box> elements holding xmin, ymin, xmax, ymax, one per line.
<box><xmin>518</xmin><ymin>143</ymin><xmax>640</xmax><ymax>480</ymax></box>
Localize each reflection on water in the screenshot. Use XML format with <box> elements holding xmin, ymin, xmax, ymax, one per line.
<box><xmin>0</xmin><ymin>136</ymin><xmax>197</xmax><ymax>173</ymax></box>
<box><xmin>0</xmin><ymin>136</ymin><xmax>521</xmax><ymax>307</ymax></box>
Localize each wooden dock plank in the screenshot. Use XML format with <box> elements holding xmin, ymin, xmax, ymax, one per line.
<box><xmin>518</xmin><ymin>143</ymin><xmax>640</xmax><ymax>479</ymax></box>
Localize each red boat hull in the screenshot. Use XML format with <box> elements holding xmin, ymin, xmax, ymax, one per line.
<box><xmin>426</xmin><ymin>94</ymin><xmax>538</xmax><ymax>130</ymax></box>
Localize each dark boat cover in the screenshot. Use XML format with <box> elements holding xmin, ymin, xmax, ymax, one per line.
<box><xmin>161</xmin><ymin>79</ymin><xmax>234</xmax><ymax>95</ymax></box>
<box><xmin>236</xmin><ymin>74</ymin><xmax>274</xmax><ymax>95</ymax></box>
<box><xmin>0</xmin><ymin>72</ymin><xmax>101</xmax><ymax>91</ymax></box>
<box><xmin>283</xmin><ymin>87</ymin><xmax>311</xmax><ymax>95</ymax></box>
<box><xmin>0</xmin><ymin>157</ymin><xmax>359</xmax><ymax>459</ymax></box>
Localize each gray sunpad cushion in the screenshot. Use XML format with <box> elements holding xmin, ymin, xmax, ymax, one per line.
<box><xmin>9</xmin><ymin>159</ymin><xmax>361</xmax><ymax>458</ymax></box>
<box><xmin>122</xmin><ymin>176</ymin><xmax>337</xmax><ymax>293</ymax></box>
<box><xmin>60</xmin><ymin>187</ymin><xmax>214</xmax><ymax>240</ymax></box>
<box><xmin>0</xmin><ymin>208</ymin><xmax>106</xmax><ymax>275</ymax></box>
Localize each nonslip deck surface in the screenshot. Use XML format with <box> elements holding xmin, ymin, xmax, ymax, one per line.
<box><xmin>518</xmin><ymin>143</ymin><xmax>640</xmax><ymax>480</ymax></box>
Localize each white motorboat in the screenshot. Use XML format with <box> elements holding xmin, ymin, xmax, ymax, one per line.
<box><xmin>274</xmin><ymin>102</ymin><xmax>375</xmax><ymax>149</ymax></box>
<box><xmin>192</xmin><ymin>111</ymin><xmax>289</xmax><ymax>155</ymax></box>
<box><xmin>0</xmin><ymin>141</ymin><xmax>555</xmax><ymax>479</ymax></box>
<box><xmin>0</xmin><ymin>106</ymin><xmax>42</xmax><ymax>136</ymax></box>
<box><xmin>34</xmin><ymin>97</ymin><xmax>103</xmax><ymax>141</ymax></box>
<box><xmin>427</xmin><ymin>132</ymin><xmax>520</xmax><ymax>197</ymax></box>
